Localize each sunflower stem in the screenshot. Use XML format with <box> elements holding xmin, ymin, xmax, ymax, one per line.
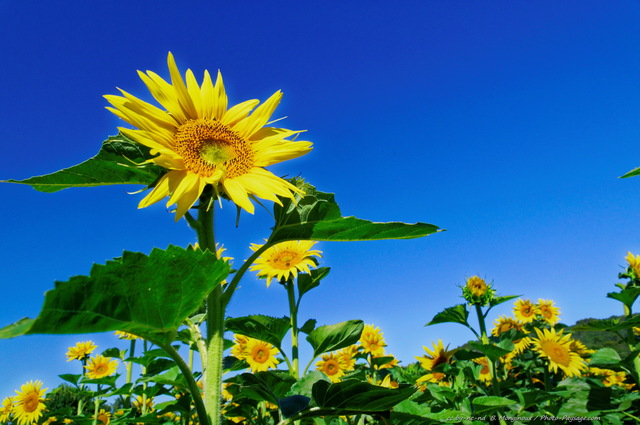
<box><xmin>196</xmin><ymin>189</ymin><xmax>224</xmax><ymax>425</ymax></box>
<box><xmin>285</xmin><ymin>279</ymin><xmax>300</xmax><ymax>379</ymax></box>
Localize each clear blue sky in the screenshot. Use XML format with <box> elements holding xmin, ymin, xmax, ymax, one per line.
<box><xmin>1</xmin><ymin>1</ymin><xmax>640</xmax><ymax>394</ymax></box>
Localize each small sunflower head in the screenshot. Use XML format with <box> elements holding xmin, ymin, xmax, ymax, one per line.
<box><xmin>249</xmin><ymin>240</ymin><xmax>322</xmax><ymax>287</ymax></box>
<box><xmin>623</xmin><ymin>252</ymin><xmax>640</xmax><ymax>284</ymax></box>
<box><xmin>462</xmin><ymin>276</ymin><xmax>495</xmax><ymax>306</ymax></box>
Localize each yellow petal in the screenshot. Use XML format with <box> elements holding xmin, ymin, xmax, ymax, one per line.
<box><xmin>138</xmin><ymin>172</ymin><xmax>173</xmax><ymax>208</ymax></box>
<box><xmin>166</xmin><ymin>52</ymin><xmax>198</xmax><ymax>119</ymax></box>
<box><xmin>222</xmin><ymin>99</ymin><xmax>260</xmax><ymax>127</ymax></box>
<box><xmin>234</xmin><ymin>91</ymin><xmax>282</xmax><ymax>138</ymax></box>
<box><xmin>138</xmin><ymin>70</ymin><xmax>187</xmax><ymax>123</ymax></box>
<box><xmin>185</xmin><ymin>69</ymin><xmax>203</xmax><ymax>118</ymax></box>
<box><xmin>222</xmin><ymin>178</ymin><xmax>255</xmax><ymax>213</ymax></box>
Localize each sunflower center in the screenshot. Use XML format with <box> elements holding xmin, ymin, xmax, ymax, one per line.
<box><xmin>325</xmin><ymin>361</ymin><xmax>338</xmax><ymax>375</ymax></box>
<box><xmin>173</xmin><ymin>118</ymin><xmax>254</xmax><ymax>179</ymax></box>
<box><xmin>252</xmin><ymin>347</ymin><xmax>268</xmax><ymax>363</ymax></box>
<box><xmin>23</xmin><ymin>394</ymin><xmax>39</xmax><ymax>412</ymax></box>
<box><xmin>541</xmin><ymin>341</ymin><xmax>571</xmax><ymax>366</ymax></box>
<box><xmin>96</xmin><ymin>364</ymin><xmax>107</xmax><ymax>374</ymax></box>
<box><xmin>272</xmin><ymin>251</ymin><xmax>301</xmax><ymax>269</ymax></box>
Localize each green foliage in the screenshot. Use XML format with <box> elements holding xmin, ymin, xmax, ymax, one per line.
<box><xmin>297</xmin><ymin>267</ymin><xmax>331</xmax><ymax>300</ymax></box>
<box><xmin>0</xmin><ymin>246</ymin><xmax>229</xmax><ymax>344</ymax></box>
<box><xmin>226</xmin><ymin>315</ymin><xmax>292</xmax><ymax>350</ymax></box>
<box><xmin>306</xmin><ymin>320</ymin><xmax>364</xmax><ymax>358</ymax></box>
<box><xmin>3</xmin><ymin>134</ymin><xmax>163</xmax><ymax>192</ymax></box>
<box><xmin>620</xmin><ymin>166</ymin><xmax>640</xmax><ymax>178</ymax></box>
<box><xmin>271</xmin><ymin>179</ymin><xmax>442</xmax><ymax>243</ymax></box>
<box><xmin>425</xmin><ymin>304</ymin><xmax>469</xmax><ymax>327</ymax></box>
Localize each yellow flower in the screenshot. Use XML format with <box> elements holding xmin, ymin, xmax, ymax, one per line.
<box><xmin>66</xmin><ymin>341</ymin><xmax>97</xmax><ymax>361</ymax></box>
<box><xmin>367</xmin><ymin>375</ymin><xmax>399</xmax><ymax>388</ymax></box>
<box><xmin>63</xmin><ymin>419</ymin><xmax>73</xmax><ymax>424</ymax></box>
<box><xmin>114</xmin><ymin>331</ymin><xmax>139</xmax><ymax>340</ymax></box>
<box><xmin>0</xmin><ymin>397</ymin><xmax>14</xmax><ymax>423</ymax></box>
<box><xmin>532</xmin><ymin>328</ymin><xmax>586</xmax><ymax>378</ymax></box>
<box><xmin>569</xmin><ymin>339</ymin><xmax>595</xmax><ymax>357</ymax></box>
<box><xmin>12</xmin><ymin>381</ymin><xmax>48</xmax><ymax>425</ymax></box>
<box><xmin>249</xmin><ymin>241</ymin><xmax>322</xmax><ymax>287</ymax></box>
<box><xmin>626</xmin><ymin>252</ymin><xmax>640</xmax><ymax>276</ymax></box>
<box><xmin>45</xmin><ymin>416</ymin><xmax>57</xmax><ymax>425</ymax></box>
<box><xmin>466</xmin><ymin>276</ymin><xmax>487</xmax><ymax>297</ymax></box>
<box><xmin>95</xmin><ymin>409</ymin><xmax>110</xmax><ymax>425</ymax></box>
<box><xmin>491</xmin><ymin>316</ymin><xmax>524</xmax><ymax>337</ymax></box>
<box><xmin>316</xmin><ymin>352</ymin><xmax>347</xmax><ymax>382</ymax></box>
<box><xmin>105</xmin><ymin>52</ymin><xmax>312</xmax><ymax>220</ymax></box>
<box><xmin>336</xmin><ymin>345</ymin><xmax>358</xmax><ymax>371</ymax></box>
<box><xmin>85</xmin><ymin>355</ymin><xmax>119</xmax><ymax>379</ymax></box>
<box><xmin>537</xmin><ymin>299</ymin><xmax>560</xmax><ymax>325</ymax></box>
<box><xmin>132</xmin><ymin>395</ymin><xmax>154</xmax><ymax>413</ymax></box>
<box><xmin>473</xmin><ymin>357</ymin><xmax>492</xmax><ymax>382</ymax></box>
<box><xmin>513</xmin><ymin>299</ymin><xmax>539</xmax><ymax>323</ymax></box>
<box><xmin>359</xmin><ymin>324</ymin><xmax>387</xmax><ymax>357</ymax></box>
<box><xmin>230</xmin><ymin>334</ymin><xmax>249</xmax><ymax>359</ymax></box>
<box><xmin>415</xmin><ymin>339</ymin><xmax>453</xmax><ymax>373</ymax></box>
<box><xmin>243</xmin><ymin>338</ymin><xmax>279</xmax><ymax>373</ymax></box>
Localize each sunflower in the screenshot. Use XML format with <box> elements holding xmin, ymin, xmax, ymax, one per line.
<box><xmin>132</xmin><ymin>395</ymin><xmax>154</xmax><ymax>413</ymax></box>
<box><xmin>316</xmin><ymin>352</ymin><xmax>347</xmax><ymax>382</ymax></box>
<box><xmin>105</xmin><ymin>53</ymin><xmax>312</xmax><ymax>220</ymax></box>
<box><xmin>0</xmin><ymin>397</ymin><xmax>14</xmax><ymax>423</ymax></box>
<box><xmin>85</xmin><ymin>355</ymin><xmax>119</xmax><ymax>379</ymax></box>
<box><xmin>415</xmin><ymin>339</ymin><xmax>453</xmax><ymax>373</ymax></box>
<box><xmin>626</xmin><ymin>251</ymin><xmax>640</xmax><ymax>276</ymax></box>
<box><xmin>531</xmin><ymin>328</ymin><xmax>586</xmax><ymax>378</ymax></box>
<box><xmin>473</xmin><ymin>357</ymin><xmax>492</xmax><ymax>382</ymax></box>
<box><xmin>336</xmin><ymin>345</ymin><xmax>358</xmax><ymax>371</ymax></box>
<box><xmin>244</xmin><ymin>338</ymin><xmax>279</xmax><ymax>373</ymax></box>
<box><xmin>12</xmin><ymin>381</ymin><xmax>48</xmax><ymax>425</ymax></box>
<box><xmin>249</xmin><ymin>240</ymin><xmax>322</xmax><ymax>287</ymax></box>
<box><xmin>537</xmin><ymin>299</ymin><xmax>560</xmax><ymax>325</ymax></box>
<box><xmin>66</xmin><ymin>341</ymin><xmax>97</xmax><ymax>361</ymax></box>
<box><xmin>359</xmin><ymin>324</ymin><xmax>387</xmax><ymax>356</ymax></box>
<box><xmin>230</xmin><ymin>334</ymin><xmax>249</xmax><ymax>359</ymax></box>
<box><xmin>491</xmin><ymin>316</ymin><xmax>524</xmax><ymax>337</ymax></box>
<box><xmin>114</xmin><ymin>331</ymin><xmax>139</xmax><ymax>340</ymax></box>
<box><xmin>95</xmin><ymin>409</ymin><xmax>110</xmax><ymax>425</ymax></box>
<box><xmin>513</xmin><ymin>299</ymin><xmax>539</xmax><ymax>323</ymax></box>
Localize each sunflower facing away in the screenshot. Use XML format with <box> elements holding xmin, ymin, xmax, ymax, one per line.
<box><xmin>85</xmin><ymin>355</ymin><xmax>119</xmax><ymax>379</ymax></box>
<box><xmin>249</xmin><ymin>240</ymin><xmax>322</xmax><ymax>287</ymax></box>
<box><xmin>531</xmin><ymin>328</ymin><xmax>586</xmax><ymax>378</ymax></box>
<box><xmin>66</xmin><ymin>340</ymin><xmax>97</xmax><ymax>362</ymax></box>
<box><xmin>12</xmin><ymin>381</ymin><xmax>47</xmax><ymax>425</ymax></box>
<box><xmin>359</xmin><ymin>324</ymin><xmax>387</xmax><ymax>357</ymax></box>
<box><xmin>415</xmin><ymin>339</ymin><xmax>453</xmax><ymax>373</ymax></box>
<box><xmin>105</xmin><ymin>53</ymin><xmax>312</xmax><ymax>220</ymax></box>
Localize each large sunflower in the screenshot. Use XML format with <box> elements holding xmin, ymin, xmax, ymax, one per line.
<box><xmin>105</xmin><ymin>52</ymin><xmax>312</xmax><ymax>220</ymax></box>
<box><xmin>249</xmin><ymin>240</ymin><xmax>322</xmax><ymax>287</ymax></box>
<box><xmin>12</xmin><ymin>381</ymin><xmax>47</xmax><ymax>425</ymax></box>
<box><xmin>531</xmin><ymin>328</ymin><xmax>586</xmax><ymax>378</ymax></box>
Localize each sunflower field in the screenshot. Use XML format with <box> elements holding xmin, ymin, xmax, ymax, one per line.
<box><xmin>2</xmin><ymin>53</ymin><xmax>640</xmax><ymax>425</ymax></box>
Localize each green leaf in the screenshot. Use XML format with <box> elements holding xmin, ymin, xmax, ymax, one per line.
<box><xmin>488</xmin><ymin>295</ymin><xmax>520</xmax><ymax>308</ymax></box>
<box><xmin>299</xmin><ymin>319</ymin><xmax>317</xmax><ymax>335</ymax></box>
<box><xmin>607</xmin><ymin>287</ymin><xmax>640</xmax><ymax>310</ymax></box>
<box><xmin>425</xmin><ymin>304</ymin><xmax>469</xmax><ymax>327</ymax></box>
<box><xmin>225</xmin><ymin>315</ymin><xmax>292</xmax><ymax>350</ymax></box>
<box><xmin>229</xmin><ymin>371</ymin><xmax>297</xmax><ymax>404</ymax></box>
<box><xmin>58</xmin><ymin>374</ymin><xmax>81</xmax><ymax>386</ymax></box>
<box><xmin>271</xmin><ymin>179</ymin><xmax>441</xmax><ymax>242</ymax></box>
<box><xmin>297</xmin><ymin>267</ymin><xmax>331</xmax><ymax>299</ymax></box>
<box><xmin>621</xmin><ymin>167</ymin><xmax>640</xmax><ymax>178</ymax></box>
<box><xmin>287</xmin><ymin>371</ymin><xmax>330</xmax><ymax>399</ymax></box>
<box><xmin>3</xmin><ymin>134</ymin><xmax>163</xmax><ymax>192</ymax></box>
<box><xmin>0</xmin><ymin>246</ymin><xmax>229</xmax><ymax>344</ymax></box>
<box><xmin>472</xmin><ymin>396</ymin><xmax>517</xmax><ymax>414</ymax></box>
<box><xmin>467</xmin><ymin>342</ymin><xmax>512</xmax><ymax>363</ymax></box>
<box><xmin>569</xmin><ymin>315</ymin><xmax>640</xmax><ymax>332</ymax></box>
<box><xmin>312</xmin><ymin>379</ymin><xmax>416</xmax><ymax>412</ymax></box>
<box><xmin>306</xmin><ymin>320</ymin><xmax>363</xmax><ymax>358</ymax></box>
<box><xmin>589</xmin><ymin>347</ymin><xmax>622</xmax><ymax>365</ymax></box>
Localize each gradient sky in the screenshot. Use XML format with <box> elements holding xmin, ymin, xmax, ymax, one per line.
<box><xmin>1</xmin><ymin>1</ymin><xmax>640</xmax><ymax>394</ymax></box>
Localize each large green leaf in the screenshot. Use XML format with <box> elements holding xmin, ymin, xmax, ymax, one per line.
<box><xmin>0</xmin><ymin>246</ymin><xmax>229</xmax><ymax>344</ymax></box>
<box><xmin>606</xmin><ymin>287</ymin><xmax>640</xmax><ymax>311</ymax></box>
<box><xmin>3</xmin><ymin>134</ymin><xmax>163</xmax><ymax>192</ymax></box>
<box><xmin>306</xmin><ymin>320</ymin><xmax>363</xmax><ymax>358</ymax></box>
<box><xmin>425</xmin><ymin>304</ymin><xmax>469</xmax><ymax>327</ymax></box>
<box><xmin>270</xmin><ymin>179</ymin><xmax>441</xmax><ymax>242</ymax></box>
<box><xmin>472</xmin><ymin>396</ymin><xmax>517</xmax><ymax>414</ymax></box>
<box><xmin>467</xmin><ymin>341</ymin><xmax>512</xmax><ymax>363</ymax></box>
<box><xmin>225</xmin><ymin>315</ymin><xmax>292</xmax><ymax>350</ymax></box>
<box><xmin>312</xmin><ymin>379</ymin><xmax>416</xmax><ymax>412</ymax></box>
<box><xmin>297</xmin><ymin>267</ymin><xmax>331</xmax><ymax>300</ymax></box>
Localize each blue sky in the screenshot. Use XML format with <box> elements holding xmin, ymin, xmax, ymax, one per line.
<box><xmin>1</xmin><ymin>1</ymin><xmax>640</xmax><ymax>394</ymax></box>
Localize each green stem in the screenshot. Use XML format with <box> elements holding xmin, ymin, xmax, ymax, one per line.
<box><xmin>195</xmin><ymin>190</ymin><xmax>224</xmax><ymax>425</ymax></box>
<box><xmin>154</xmin><ymin>339</ymin><xmax>210</xmax><ymax>425</ymax></box>
<box><xmin>285</xmin><ymin>280</ymin><xmax>300</xmax><ymax>379</ymax></box>
<box><xmin>623</xmin><ymin>304</ymin><xmax>640</xmax><ymax>384</ymax></box>
<box><xmin>185</xmin><ymin>317</ymin><xmax>208</xmax><ymax>375</ymax></box>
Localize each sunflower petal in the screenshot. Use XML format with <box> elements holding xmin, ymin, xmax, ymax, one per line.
<box><xmin>222</xmin><ymin>178</ymin><xmax>255</xmax><ymax>213</ymax></box>
<box><xmin>234</xmin><ymin>91</ymin><xmax>282</xmax><ymax>138</ymax></box>
<box><xmin>167</xmin><ymin>52</ymin><xmax>198</xmax><ymax>119</ymax></box>
<box><xmin>222</xmin><ymin>99</ymin><xmax>260</xmax><ymax>127</ymax></box>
